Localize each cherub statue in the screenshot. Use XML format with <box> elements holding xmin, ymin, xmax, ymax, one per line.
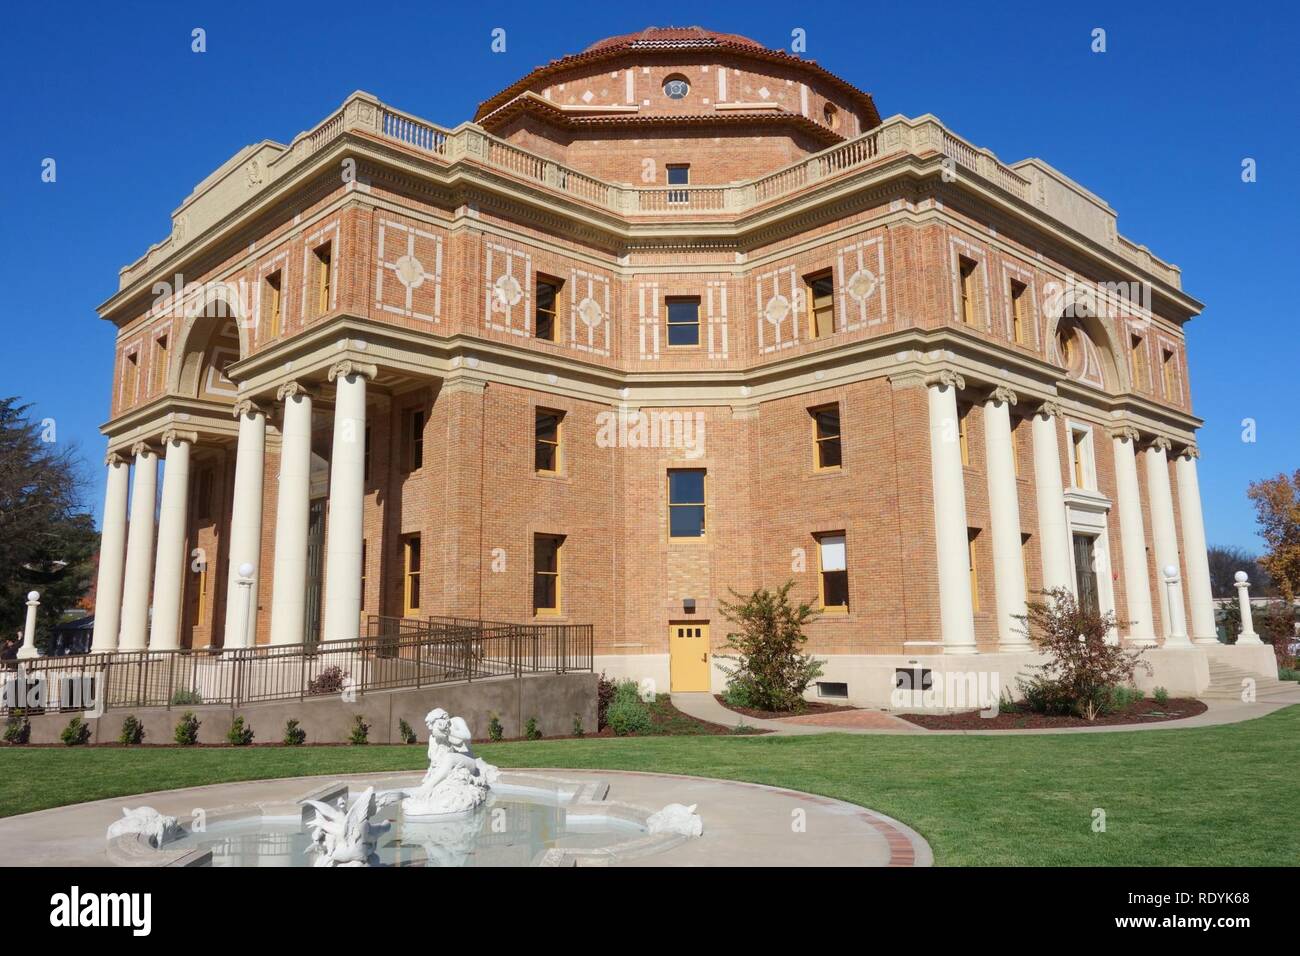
<box><xmin>303</xmin><ymin>786</ymin><xmax>396</xmax><ymax>867</ymax></box>
<box><xmin>401</xmin><ymin>709</ymin><xmax>498</xmax><ymax>818</ymax></box>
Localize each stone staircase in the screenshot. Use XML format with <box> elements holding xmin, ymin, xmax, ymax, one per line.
<box><xmin>1200</xmin><ymin>658</ymin><xmax>1297</xmax><ymax>701</ymax></box>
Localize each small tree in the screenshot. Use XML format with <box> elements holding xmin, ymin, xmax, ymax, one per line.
<box><xmin>282</xmin><ymin>718</ymin><xmax>306</xmax><ymax>746</ymax></box>
<box><xmin>118</xmin><ymin>715</ymin><xmax>145</xmax><ymax>745</ymax></box>
<box><xmin>1248</xmin><ymin>471</ymin><xmax>1300</xmax><ymax>599</ymax></box>
<box><xmin>716</xmin><ymin>580</ymin><xmax>823</xmax><ymax>713</ymax></box>
<box><xmin>1017</xmin><ymin>588</ymin><xmax>1149</xmax><ymax>721</ymax></box>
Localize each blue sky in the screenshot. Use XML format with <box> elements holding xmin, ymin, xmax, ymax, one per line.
<box><xmin>2</xmin><ymin>0</ymin><xmax>1295</xmax><ymax>549</ymax></box>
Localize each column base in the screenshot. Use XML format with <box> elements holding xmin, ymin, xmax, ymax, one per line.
<box><xmin>16</xmin><ymin>647</ymin><xmax>37</xmax><ymax>660</ymax></box>
<box><xmin>942</xmin><ymin>644</ymin><xmax>980</xmax><ymax>656</ymax></box>
<box><xmin>1125</xmin><ymin>636</ymin><xmax>1159</xmax><ymax>648</ymax></box>
<box><xmin>996</xmin><ymin>642</ymin><xmax>1032</xmax><ymax>653</ymax></box>
<box><xmin>1191</xmin><ymin>636</ymin><xmax>1220</xmax><ymax>646</ymax></box>
<box><xmin>1235</xmin><ymin>635</ymin><xmax>1264</xmax><ymax>646</ymax></box>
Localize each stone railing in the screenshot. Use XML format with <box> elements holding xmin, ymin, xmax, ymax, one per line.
<box><xmin>118</xmin><ymin>92</ymin><xmax>1181</xmax><ymax>291</ymax></box>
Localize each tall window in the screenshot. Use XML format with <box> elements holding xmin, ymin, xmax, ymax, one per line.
<box><xmin>533</xmin><ymin>534</ymin><xmax>563</xmax><ymax>615</ymax></box>
<box><xmin>811</xmin><ymin>404</ymin><xmax>842</xmax><ymax>470</ymax></box>
<box><xmin>958</xmin><ymin>256</ymin><xmax>978</xmax><ymax>326</ymax></box>
<box><xmin>363</xmin><ymin>425</ymin><xmax>371</xmax><ymax>482</ymax></box>
<box><xmin>1021</xmin><ymin>532</ymin><xmax>1033</xmax><ymax>602</ymax></box>
<box><xmin>967</xmin><ymin>528</ymin><xmax>981</xmax><ymax>612</ymax></box>
<box><xmin>152</xmin><ymin>335</ymin><xmax>169</xmax><ymax>393</ymax></box>
<box><xmin>957</xmin><ymin>402</ymin><xmax>972</xmax><ymax>467</ymax></box>
<box><xmin>535</xmin><ymin>408</ymin><xmax>563</xmax><ymax>474</ymax></box>
<box><xmin>359</xmin><ymin>539</ymin><xmax>367</xmax><ymax>612</ymax></box>
<box><xmin>1009</xmin><ymin>279</ymin><xmax>1027</xmax><ymax>344</ymax></box>
<box><xmin>122</xmin><ymin>351</ymin><xmax>139</xmax><ymax>404</ymax></box>
<box><xmin>1010</xmin><ymin>416</ymin><xmax>1022</xmax><ymax>478</ymax></box>
<box><xmin>1070</xmin><ymin>424</ymin><xmax>1094</xmax><ymax>490</ymax></box>
<box><xmin>535</xmin><ymin>276</ymin><xmax>561</xmax><ymax>341</ymax></box>
<box><xmin>194</xmin><ymin>562</ymin><xmax>208</xmax><ymax>623</ymax></box>
<box><xmin>405</xmin><ymin>408</ymin><xmax>424</xmax><ymax>471</ymax></box>
<box><xmin>666</xmin><ymin>164</ymin><xmax>690</xmax><ymax>204</ymax></box>
<box><xmin>1130</xmin><ymin>334</ymin><xmax>1148</xmax><ymax>390</ymax></box>
<box><xmin>804</xmin><ymin>269</ymin><xmax>836</xmax><ymax>338</ymax></box>
<box><xmin>1161</xmin><ymin>347</ymin><xmax>1178</xmax><ymax>399</ymax></box>
<box><xmin>667</xmin><ymin>469</ymin><xmax>706</xmax><ymax>538</ymax></box>
<box><xmin>314</xmin><ymin>242</ymin><xmax>333</xmax><ymax>315</ymax></box>
<box><xmin>402</xmin><ymin>535</ymin><xmax>421</xmax><ymax>617</ymax></box>
<box><xmin>816</xmin><ymin>533</ymin><xmax>849</xmax><ymax>613</ymax></box>
<box><xmin>265</xmin><ymin>270</ymin><xmax>283</xmax><ymax>338</ymax></box>
<box><xmin>666</xmin><ymin>297</ymin><xmax>700</xmax><ymax>347</ymax></box>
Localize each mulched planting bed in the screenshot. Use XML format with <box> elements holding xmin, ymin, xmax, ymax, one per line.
<box><xmin>714</xmin><ymin>695</ymin><xmax>859</xmax><ymax>721</ymax></box>
<box><xmin>899</xmin><ymin>697</ymin><xmax>1208</xmax><ymax>730</ymax></box>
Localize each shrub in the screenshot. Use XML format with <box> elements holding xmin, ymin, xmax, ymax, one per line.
<box><xmin>1015</xmin><ymin>588</ymin><xmax>1150</xmax><ymax>721</ymax></box>
<box><xmin>282</xmin><ymin>719</ymin><xmax>306</xmax><ymax>746</ymax></box>
<box><xmin>169</xmin><ymin>688</ymin><xmax>202</xmax><ymax>706</ymax></box>
<box><xmin>226</xmin><ymin>716</ymin><xmax>254</xmax><ymax>746</ymax></box>
<box><xmin>524</xmin><ymin>717</ymin><xmax>542</xmax><ymax>741</ymax></box>
<box><xmin>398</xmin><ymin>719</ymin><xmax>417</xmax><ymax>744</ymax></box>
<box><xmin>1279</xmin><ymin>668</ymin><xmax>1300</xmax><ymax>683</ymax></box>
<box><xmin>174</xmin><ymin>711</ymin><xmax>200</xmax><ymax>746</ymax></box>
<box><xmin>596</xmin><ymin>673</ymin><xmax>617</xmax><ymax>730</ymax></box>
<box><xmin>308</xmin><ymin>666</ymin><xmax>347</xmax><ymax>696</ymax></box>
<box><xmin>1018</xmin><ymin>674</ymin><xmax>1075</xmax><ymax>716</ymax></box>
<box><xmin>716</xmin><ymin>580</ymin><xmax>824</xmax><ymax>713</ymax></box>
<box><xmin>61</xmin><ymin>716</ymin><xmax>91</xmax><ymax>746</ymax></box>
<box><xmin>605</xmin><ymin>697</ymin><xmax>652</xmax><ymax>736</ymax></box>
<box><xmin>572</xmin><ymin>714</ymin><xmax>585</xmax><ymax>737</ymax></box>
<box><xmin>612</xmin><ymin>680</ymin><xmax>642</xmax><ymax>708</ymax></box>
<box><xmin>118</xmin><ymin>715</ymin><xmax>145</xmax><ymax>745</ymax></box>
<box><xmin>3</xmin><ymin>715</ymin><xmax>31</xmax><ymax>745</ymax></box>
<box><xmin>348</xmin><ymin>714</ymin><xmax>369</xmax><ymax>745</ymax></box>
<box><xmin>721</xmin><ymin>681</ymin><xmax>756</xmax><ymax>709</ymax></box>
<box><xmin>1153</xmin><ymin>686</ymin><xmax>1170</xmax><ymax>706</ymax></box>
<box><xmin>488</xmin><ymin>713</ymin><xmax>503</xmax><ymax>742</ymax></box>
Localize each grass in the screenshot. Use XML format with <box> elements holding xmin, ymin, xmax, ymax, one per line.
<box><xmin>1</xmin><ymin>704</ymin><xmax>1297</xmax><ymax>865</ymax></box>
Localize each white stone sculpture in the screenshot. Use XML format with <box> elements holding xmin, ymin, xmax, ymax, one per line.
<box><xmin>646</xmin><ymin>803</ymin><xmax>703</xmax><ymax>838</ymax></box>
<box><xmin>401</xmin><ymin>708</ymin><xmax>498</xmax><ymax>818</ymax></box>
<box><xmin>303</xmin><ymin>786</ymin><xmax>397</xmax><ymax>867</ymax></box>
<box><xmin>106</xmin><ymin>807</ymin><xmax>183</xmax><ymax>849</ymax></box>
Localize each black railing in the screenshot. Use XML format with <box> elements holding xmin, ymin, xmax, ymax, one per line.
<box><xmin>0</xmin><ymin>616</ymin><xmax>592</xmax><ymax>714</ymax></box>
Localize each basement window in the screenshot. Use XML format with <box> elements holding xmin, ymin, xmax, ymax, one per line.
<box><xmin>816</xmin><ymin>681</ymin><xmax>848</xmax><ymax>699</ymax></box>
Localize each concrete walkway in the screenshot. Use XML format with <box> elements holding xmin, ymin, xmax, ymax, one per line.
<box><xmin>672</xmin><ymin>684</ymin><xmax>1300</xmax><ymax>736</ymax></box>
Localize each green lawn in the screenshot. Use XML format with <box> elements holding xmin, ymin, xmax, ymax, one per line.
<box><xmin>2</xmin><ymin>704</ymin><xmax>1297</xmax><ymax>865</ymax></box>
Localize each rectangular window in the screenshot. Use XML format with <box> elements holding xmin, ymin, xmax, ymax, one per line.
<box><xmin>360</xmin><ymin>539</ymin><xmax>366</xmax><ymax>612</ymax></box>
<box><xmin>152</xmin><ymin>335</ymin><xmax>169</xmax><ymax>393</ymax></box>
<box><xmin>533</xmin><ymin>533</ymin><xmax>563</xmax><ymax>615</ymax></box>
<box><xmin>959</xmin><ymin>256</ymin><xmax>978</xmax><ymax>326</ymax></box>
<box><xmin>1010</xmin><ymin>416</ymin><xmax>1022</xmax><ymax>478</ymax></box>
<box><xmin>405</xmin><ymin>408</ymin><xmax>424</xmax><ymax>472</ymax></box>
<box><xmin>265</xmin><ymin>270</ymin><xmax>283</xmax><ymax>339</ymax></box>
<box><xmin>817</xmin><ymin>533</ymin><xmax>849</xmax><ymax>613</ymax></box>
<box><xmin>958</xmin><ymin>402</ymin><xmax>972</xmax><ymax>467</ymax></box>
<box><xmin>1070</xmin><ymin>424</ymin><xmax>1094</xmax><ymax>490</ymax></box>
<box><xmin>363</xmin><ymin>425</ymin><xmax>371</xmax><ymax>482</ymax></box>
<box><xmin>1161</xmin><ymin>347</ymin><xmax>1178</xmax><ymax>399</ymax></box>
<box><xmin>1130</xmin><ymin>334</ymin><xmax>1148</xmax><ymax>391</ymax></box>
<box><xmin>804</xmin><ymin>269</ymin><xmax>836</xmax><ymax>338</ymax></box>
<box><xmin>314</xmin><ymin>242</ymin><xmax>333</xmax><ymax>315</ymax></box>
<box><xmin>1021</xmin><ymin>532</ymin><xmax>1033</xmax><ymax>602</ymax></box>
<box><xmin>666</xmin><ymin>164</ymin><xmax>690</xmax><ymax>203</ymax></box>
<box><xmin>122</xmin><ymin>351</ymin><xmax>139</xmax><ymax>403</ymax></box>
<box><xmin>1009</xmin><ymin>279</ymin><xmax>1027</xmax><ymax>344</ymax></box>
<box><xmin>403</xmin><ymin>535</ymin><xmax>421</xmax><ymax>617</ymax></box>
<box><xmin>968</xmin><ymin>528</ymin><xmax>981</xmax><ymax>612</ymax></box>
<box><xmin>666</xmin><ymin>297</ymin><xmax>700</xmax><ymax>347</ymax></box>
<box><xmin>535</xmin><ymin>276</ymin><xmax>562</xmax><ymax>341</ymax></box>
<box><xmin>667</xmin><ymin>468</ymin><xmax>706</xmax><ymax>538</ymax></box>
<box><xmin>535</xmin><ymin>408</ymin><xmax>563</xmax><ymax>474</ymax></box>
<box><xmin>195</xmin><ymin>563</ymin><xmax>208</xmax><ymax>623</ymax></box>
<box><xmin>811</xmin><ymin>404</ymin><xmax>842</xmax><ymax>470</ymax></box>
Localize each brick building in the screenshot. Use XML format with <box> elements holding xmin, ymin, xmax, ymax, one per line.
<box><xmin>89</xmin><ymin>26</ymin><xmax>1272</xmax><ymax>706</ymax></box>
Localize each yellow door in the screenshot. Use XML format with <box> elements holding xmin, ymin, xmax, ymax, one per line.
<box><xmin>669</xmin><ymin>623</ymin><xmax>710</xmax><ymax>692</ymax></box>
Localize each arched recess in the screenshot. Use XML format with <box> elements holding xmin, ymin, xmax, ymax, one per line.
<box><xmin>172</xmin><ymin>282</ymin><xmax>250</xmax><ymax>399</ymax></box>
<box><xmin>1047</xmin><ymin>289</ymin><xmax>1127</xmax><ymax>394</ymax></box>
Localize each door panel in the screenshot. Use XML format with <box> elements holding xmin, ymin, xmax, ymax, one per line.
<box><xmin>669</xmin><ymin>623</ymin><xmax>710</xmax><ymax>692</ymax></box>
<box><xmin>1073</xmin><ymin>533</ymin><xmax>1100</xmax><ymax>616</ymax></box>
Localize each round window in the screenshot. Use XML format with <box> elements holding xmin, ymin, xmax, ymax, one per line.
<box><xmin>663</xmin><ymin>75</ymin><xmax>690</xmax><ymax>100</ymax></box>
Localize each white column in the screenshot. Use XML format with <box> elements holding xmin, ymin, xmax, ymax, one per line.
<box><xmin>1110</xmin><ymin>428</ymin><xmax>1156</xmax><ymax>646</ymax></box>
<box><xmin>90</xmin><ymin>453</ymin><xmax>131</xmax><ymax>652</ymax></box>
<box><xmin>223</xmin><ymin>400</ymin><xmax>267</xmax><ymax>648</ymax></box>
<box><xmin>16</xmin><ymin>591</ymin><xmax>39</xmax><ymax>660</ymax></box>
<box><xmin>1174</xmin><ymin>446</ymin><xmax>1217</xmax><ymax>644</ymax></box>
<box><xmin>323</xmin><ymin>361</ymin><xmax>375</xmax><ymax>643</ymax></box>
<box><xmin>1162</xmin><ymin>565</ymin><xmax>1189</xmax><ymax>644</ymax></box>
<box><xmin>1234</xmin><ymin>571</ymin><xmax>1262</xmax><ymax>644</ymax></box>
<box><xmin>148</xmin><ymin>430</ymin><xmax>194</xmax><ymax>650</ymax></box>
<box><xmin>1143</xmin><ymin>438</ymin><xmax>1191</xmax><ymax>647</ymax></box>
<box><xmin>270</xmin><ymin>382</ymin><xmax>314</xmax><ymax>645</ymax></box>
<box><xmin>1030</xmin><ymin>403</ymin><xmax>1073</xmax><ymax>594</ymax></box>
<box><xmin>119</xmin><ymin>442</ymin><xmax>158</xmax><ymax>651</ymax></box>
<box><xmin>982</xmin><ymin>387</ymin><xmax>1029</xmax><ymax>649</ymax></box>
<box><xmin>927</xmin><ymin>372</ymin><xmax>977</xmax><ymax>654</ymax></box>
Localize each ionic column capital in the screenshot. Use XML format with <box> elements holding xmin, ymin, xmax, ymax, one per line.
<box><xmin>1177</xmin><ymin>443</ymin><xmax>1200</xmax><ymax>460</ymax></box>
<box><xmin>1108</xmin><ymin>424</ymin><xmax>1142</xmax><ymax>444</ymax></box>
<box><xmin>924</xmin><ymin>369</ymin><xmax>966</xmax><ymax>392</ymax></box>
<box><xmin>160</xmin><ymin>428</ymin><xmax>199</xmax><ymax>448</ymax></box>
<box><xmin>105</xmin><ymin>450</ymin><xmax>129</xmax><ymax>468</ymax></box>
<box><xmin>985</xmin><ymin>385</ymin><xmax>1018</xmax><ymax>407</ymax></box>
<box><xmin>327</xmin><ymin>360</ymin><xmax>378</xmax><ymax>383</ymax></box>
<box><xmin>1144</xmin><ymin>435</ymin><xmax>1174</xmax><ymax>453</ymax></box>
<box><xmin>129</xmin><ymin>440</ymin><xmax>157</xmax><ymax>459</ymax></box>
<box><xmin>1034</xmin><ymin>399</ymin><xmax>1066</xmax><ymax>420</ymax></box>
<box><xmin>276</xmin><ymin>380</ymin><xmax>318</xmax><ymax>402</ymax></box>
<box><xmin>233</xmin><ymin>398</ymin><xmax>271</xmax><ymax>420</ymax></box>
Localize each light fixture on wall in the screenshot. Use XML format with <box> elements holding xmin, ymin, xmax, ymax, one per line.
<box><xmin>682</xmin><ymin>597</ymin><xmax>696</xmax><ymax>613</ymax></box>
